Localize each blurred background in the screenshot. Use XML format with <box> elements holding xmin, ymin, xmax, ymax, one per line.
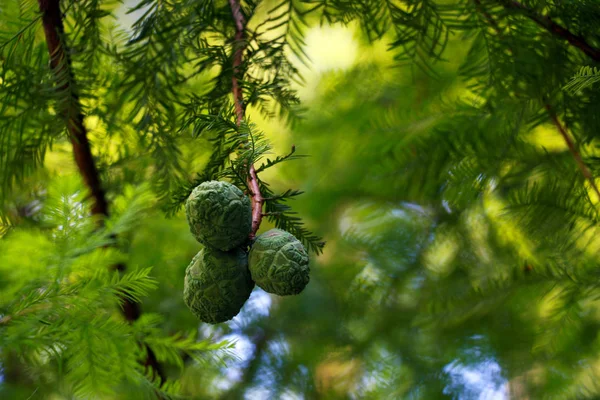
<box><xmin>2</xmin><ymin>0</ymin><xmax>600</xmax><ymax>398</ymax></box>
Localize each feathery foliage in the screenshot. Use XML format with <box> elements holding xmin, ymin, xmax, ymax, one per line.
<box><xmin>0</xmin><ymin>178</ymin><xmax>228</xmax><ymax>397</ymax></box>
<box><xmin>4</xmin><ymin>0</ymin><xmax>600</xmax><ymax>397</ymax></box>
<box><xmin>565</xmin><ymin>66</ymin><xmax>600</xmax><ymax>93</ymax></box>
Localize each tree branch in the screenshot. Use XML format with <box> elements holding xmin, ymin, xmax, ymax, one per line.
<box><xmin>229</xmin><ymin>0</ymin><xmax>264</xmax><ymax>239</ymax></box>
<box><xmin>38</xmin><ymin>0</ymin><xmax>108</xmax><ymax>216</ymax></box>
<box><xmin>545</xmin><ymin>104</ymin><xmax>600</xmax><ymax>201</ymax></box>
<box><xmin>499</xmin><ymin>0</ymin><xmax>600</xmax><ymax>62</ymax></box>
<box><xmin>475</xmin><ymin>1</ymin><xmax>600</xmax><ymax>202</ymax></box>
<box><xmin>37</xmin><ymin>0</ymin><xmax>165</xmax><ymax>384</ymax></box>
<box><xmin>229</xmin><ymin>0</ymin><xmax>246</xmax><ymax>126</ymax></box>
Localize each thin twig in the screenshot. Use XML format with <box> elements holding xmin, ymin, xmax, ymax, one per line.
<box><xmin>545</xmin><ymin>104</ymin><xmax>600</xmax><ymax>201</ymax></box>
<box><xmin>0</xmin><ymin>15</ymin><xmax>42</xmax><ymax>51</ymax></box>
<box><xmin>228</xmin><ymin>0</ymin><xmax>264</xmax><ymax>239</ymax></box>
<box><xmin>475</xmin><ymin>1</ymin><xmax>600</xmax><ymax>202</ymax></box>
<box><xmin>0</xmin><ymin>304</ymin><xmax>52</xmax><ymax>326</ymax></box>
<box><xmin>498</xmin><ymin>0</ymin><xmax>600</xmax><ymax>62</ymax></box>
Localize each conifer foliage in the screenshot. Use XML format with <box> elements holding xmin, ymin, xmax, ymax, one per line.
<box><xmin>2</xmin><ymin>0</ymin><xmax>600</xmax><ymax>397</ymax></box>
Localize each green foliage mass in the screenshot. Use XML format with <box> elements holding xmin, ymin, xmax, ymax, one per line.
<box><xmin>184</xmin><ymin>246</ymin><xmax>254</xmax><ymax>324</ymax></box>
<box><xmin>0</xmin><ymin>178</ymin><xmax>229</xmax><ymax>398</ymax></box>
<box><xmin>4</xmin><ymin>0</ymin><xmax>600</xmax><ymax>398</ymax></box>
<box><xmin>185</xmin><ymin>180</ymin><xmax>252</xmax><ymax>251</ymax></box>
<box><xmin>249</xmin><ymin>228</ymin><xmax>310</xmax><ymax>295</ymax></box>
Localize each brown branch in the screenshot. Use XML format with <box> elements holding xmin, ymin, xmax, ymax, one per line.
<box><xmin>38</xmin><ymin>0</ymin><xmax>108</xmax><ymax>216</ymax></box>
<box><xmin>228</xmin><ymin>0</ymin><xmax>264</xmax><ymax>239</ymax></box>
<box><xmin>248</xmin><ymin>165</ymin><xmax>264</xmax><ymax>239</ymax></box>
<box><xmin>37</xmin><ymin>0</ymin><xmax>165</xmax><ymax>384</ymax></box>
<box><xmin>498</xmin><ymin>0</ymin><xmax>600</xmax><ymax>62</ymax></box>
<box><xmin>545</xmin><ymin>104</ymin><xmax>600</xmax><ymax>201</ymax></box>
<box><xmin>473</xmin><ymin>2</ymin><xmax>600</xmax><ymax>202</ymax></box>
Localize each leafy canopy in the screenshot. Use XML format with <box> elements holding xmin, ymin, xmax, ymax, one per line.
<box><xmin>2</xmin><ymin>0</ymin><xmax>600</xmax><ymax>398</ymax></box>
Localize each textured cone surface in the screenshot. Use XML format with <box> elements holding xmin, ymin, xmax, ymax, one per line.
<box><xmin>184</xmin><ymin>247</ymin><xmax>254</xmax><ymax>324</ymax></box>
<box><xmin>249</xmin><ymin>229</ymin><xmax>310</xmax><ymax>295</ymax></box>
<box><xmin>185</xmin><ymin>180</ymin><xmax>252</xmax><ymax>251</ymax></box>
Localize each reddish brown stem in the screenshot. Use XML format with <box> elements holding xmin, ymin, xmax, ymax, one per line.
<box><xmin>248</xmin><ymin>165</ymin><xmax>264</xmax><ymax>239</ymax></box>
<box><xmin>545</xmin><ymin>105</ymin><xmax>600</xmax><ymax>201</ymax></box>
<box><xmin>499</xmin><ymin>0</ymin><xmax>600</xmax><ymax>62</ymax></box>
<box><xmin>38</xmin><ymin>0</ymin><xmax>108</xmax><ymax>216</ymax></box>
<box><xmin>228</xmin><ymin>0</ymin><xmax>264</xmax><ymax>239</ymax></box>
<box><xmin>37</xmin><ymin>0</ymin><xmax>165</xmax><ymax>384</ymax></box>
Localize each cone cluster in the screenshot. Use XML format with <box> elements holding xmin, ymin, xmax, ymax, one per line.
<box><xmin>183</xmin><ymin>180</ymin><xmax>310</xmax><ymax>324</ymax></box>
